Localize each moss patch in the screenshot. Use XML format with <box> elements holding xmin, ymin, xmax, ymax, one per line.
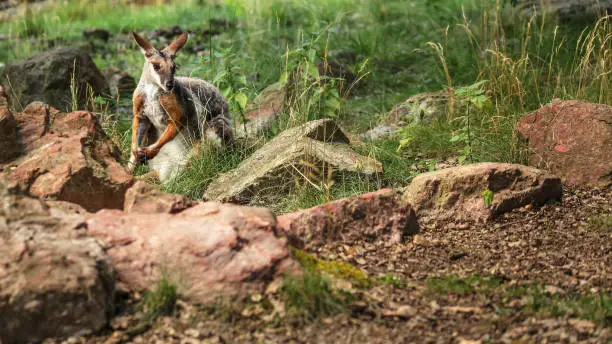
<box><xmin>291</xmin><ymin>248</ymin><xmax>374</xmax><ymax>288</ymax></box>
<box><xmin>588</xmin><ymin>214</ymin><xmax>612</xmax><ymax>233</ymax></box>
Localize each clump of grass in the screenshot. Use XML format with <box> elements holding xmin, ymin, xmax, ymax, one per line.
<box><xmin>281</xmin><ymin>271</ymin><xmax>352</xmax><ymax>323</ymax></box>
<box><xmin>426</xmin><ymin>274</ymin><xmax>504</xmax><ymax>295</ymax></box>
<box><xmin>379</xmin><ymin>273</ymin><xmax>406</xmax><ymax>288</ymax></box>
<box><xmin>139</xmin><ymin>274</ymin><xmax>178</xmax><ymax>322</ymax></box>
<box><xmin>273</xmin><ymin>157</ymin><xmax>383</xmax><ymax>214</ymax></box>
<box><xmin>200</xmin><ymin>296</ymin><xmax>246</xmax><ymax>325</ymax></box>
<box><xmin>162</xmin><ymin>139</ymin><xmax>256</xmax><ymax>200</ymax></box>
<box><xmin>505</xmin><ymin>285</ymin><xmax>612</xmax><ymax>327</ymax></box>
<box><xmin>588</xmin><ymin>214</ymin><xmax>612</xmax><ymax>232</ymax></box>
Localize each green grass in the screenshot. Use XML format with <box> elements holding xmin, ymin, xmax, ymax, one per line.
<box><xmin>200</xmin><ymin>296</ymin><xmax>247</xmax><ymax>325</ymax></box>
<box><xmin>426</xmin><ymin>275</ymin><xmax>611</xmax><ymax>326</ymax></box>
<box><xmin>1</xmin><ymin>0</ymin><xmax>609</xmax><ymax>210</ymax></box>
<box><xmin>504</xmin><ymin>285</ymin><xmax>612</xmax><ymax>327</ymax></box>
<box><xmin>426</xmin><ymin>274</ymin><xmax>505</xmax><ymax>295</ymax></box>
<box><xmin>139</xmin><ymin>274</ymin><xmax>178</xmax><ymax>322</ymax></box>
<box><xmin>281</xmin><ymin>271</ymin><xmax>353</xmax><ymax>323</ymax></box>
<box><xmin>162</xmin><ymin>139</ymin><xmax>257</xmax><ymax>199</ymax></box>
<box><xmin>588</xmin><ymin>214</ymin><xmax>612</xmax><ymax>233</ymax></box>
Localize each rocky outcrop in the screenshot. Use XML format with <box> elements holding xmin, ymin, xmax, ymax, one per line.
<box><xmin>103</xmin><ymin>68</ymin><xmax>137</xmax><ymax>100</ymax></box>
<box><xmin>0</xmin><ymin>183</ymin><xmax>115</xmax><ymax>344</ymax></box>
<box><xmin>518</xmin><ymin>99</ymin><xmax>612</xmax><ymax>187</ymax></box>
<box><xmin>235</xmin><ymin>82</ymin><xmax>285</xmax><ymax>138</ymax></box>
<box><xmin>0</xmin><ymin>102</ymin><xmax>132</xmax><ymax>212</ymax></box>
<box><xmin>518</xmin><ymin>0</ymin><xmax>612</xmax><ymax>19</ymax></box>
<box><xmin>0</xmin><ymin>47</ymin><xmax>107</xmax><ymax>112</ymax></box>
<box><xmin>205</xmin><ymin>119</ymin><xmax>383</xmax><ymax>203</ymax></box>
<box><xmin>385</xmin><ymin>90</ymin><xmax>453</xmax><ymax>126</ymax></box>
<box><xmin>124</xmin><ymin>181</ymin><xmax>193</xmax><ymax>214</ymax></box>
<box><xmin>0</xmin><ymin>86</ymin><xmax>20</xmax><ymax>163</ymax></box>
<box><xmin>87</xmin><ymin>203</ymin><xmax>295</xmax><ymax>303</ymax></box>
<box><xmin>361</xmin><ymin>89</ymin><xmax>456</xmax><ymax>141</ymax></box>
<box><xmin>277</xmin><ymin>189</ymin><xmax>418</xmax><ymax>250</ymax></box>
<box><xmin>403</xmin><ymin>163</ymin><xmax>562</xmax><ymax>224</ymax></box>
<box><xmin>83</xmin><ymin>28</ymin><xmax>111</xmax><ymax>42</ymax></box>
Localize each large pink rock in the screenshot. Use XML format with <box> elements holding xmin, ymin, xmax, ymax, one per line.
<box><xmin>0</xmin><ymin>102</ymin><xmax>132</xmax><ymax>211</ymax></box>
<box><xmin>87</xmin><ymin>202</ymin><xmax>295</xmax><ymax>303</ymax></box>
<box><xmin>518</xmin><ymin>99</ymin><xmax>612</xmax><ymax>187</ymax></box>
<box><xmin>0</xmin><ymin>183</ymin><xmax>115</xmax><ymax>344</ymax></box>
<box><xmin>277</xmin><ymin>189</ymin><xmax>419</xmax><ymax>250</ymax></box>
<box><xmin>403</xmin><ymin>163</ymin><xmax>562</xmax><ymax>224</ymax></box>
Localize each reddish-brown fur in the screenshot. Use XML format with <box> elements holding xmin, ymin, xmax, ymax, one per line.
<box><xmin>137</xmin><ymin>92</ymin><xmax>183</xmax><ymax>160</ymax></box>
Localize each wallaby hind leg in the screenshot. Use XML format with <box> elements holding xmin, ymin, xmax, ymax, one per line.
<box><xmin>206</xmin><ymin>116</ymin><xmax>234</xmax><ymax>143</ymax></box>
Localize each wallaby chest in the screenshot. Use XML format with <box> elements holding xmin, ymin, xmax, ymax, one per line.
<box><xmin>141</xmin><ymin>83</ymin><xmax>169</xmax><ymax>132</ymax></box>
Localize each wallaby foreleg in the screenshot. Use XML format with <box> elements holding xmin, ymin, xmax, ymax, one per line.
<box><xmin>137</xmin><ymin>92</ymin><xmax>183</xmax><ymax>161</ymax></box>
<box><xmin>128</xmin><ymin>93</ymin><xmax>148</xmax><ymax>172</ymax></box>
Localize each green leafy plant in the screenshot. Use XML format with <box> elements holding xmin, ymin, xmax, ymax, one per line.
<box><xmin>201</xmin><ymin>47</ymin><xmax>250</xmax><ymax>130</ymax></box>
<box><xmin>481</xmin><ymin>188</ymin><xmax>494</xmax><ymax>207</ymax></box>
<box><xmin>281</xmin><ymin>32</ymin><xmax>344</xmax><ymax>127</ymax></box>
<box><xmin>450</xmin><ymin>80</ymin><xmax>491</xmax><ymax>165</ymax></box>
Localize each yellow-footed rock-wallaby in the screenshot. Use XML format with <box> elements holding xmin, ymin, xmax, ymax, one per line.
<box><xmin>129</xmin><ymin>31</ymin><xmax>233</xmax><ymax>181</ymax></box>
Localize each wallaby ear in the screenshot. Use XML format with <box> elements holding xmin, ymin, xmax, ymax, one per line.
<box><xmin>165</xmin><ymin>32</ymin><xmax>189</xmax><ymax>57</ymax></box>
<box><xmin>131</xmin><ymin>31</ymin><xmax>154</xmax><ymax>57</ymax></box>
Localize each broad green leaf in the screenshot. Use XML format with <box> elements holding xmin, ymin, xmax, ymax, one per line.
<box><xmin>234</xmin><ymin>92</ymin><xmax>248</xmax><ymax>110</ymax></box>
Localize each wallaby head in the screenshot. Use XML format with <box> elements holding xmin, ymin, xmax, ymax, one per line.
<box><xmin>131</xmin><ymin>31</ymin><xmax>188</xmax><ymax>92</ymax></box>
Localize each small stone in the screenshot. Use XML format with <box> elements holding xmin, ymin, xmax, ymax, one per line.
<box><xmin>568</xmin><ymin>319</ymin><xmax>595</xmax><ymax>334</ymax></box>
<box><xmin>382</xmin><ymin>305</ymin><xmax>417</xmax><ymax>318</ymax></box>
<box><xmin>449</xmin><ymin>250</ymin><xmax>467</xmax><ymax>261</ymax></box>
<box><xmin>458</xmin><ymin>339</ymin><xmax>481</xmax><ymax>344</ymax></box>
<box><xmin>544</xmin><ymin>285</ymin><xmax>566</xmax><ymax>295</ymax></box>
<box><xmin>185</xmin><ymin>328</ymin><xmax>202</xmax><ymax>339</ymax></box>
<box><xmin>83</xmin><ymin>28</ymin><xmax>111</xmax><ymax>42</ymax></box>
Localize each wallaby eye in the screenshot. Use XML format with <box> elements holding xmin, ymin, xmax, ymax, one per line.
<box><xmin>153</xmin><ymin>64</ymin><xmax>161</xmax><ymax>71</ymax></box>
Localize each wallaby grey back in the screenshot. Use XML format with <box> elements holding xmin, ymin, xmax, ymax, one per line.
<box><xmin>173</xmin><ymin>76</ymin><xmax>232</xmax><ymax>140</ymax></box>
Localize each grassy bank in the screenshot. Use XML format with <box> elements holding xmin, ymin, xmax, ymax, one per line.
<box><xmin>1</xmin><ymin>0</ymin><xmax>609</xmax><ymax>211</ymax></box>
